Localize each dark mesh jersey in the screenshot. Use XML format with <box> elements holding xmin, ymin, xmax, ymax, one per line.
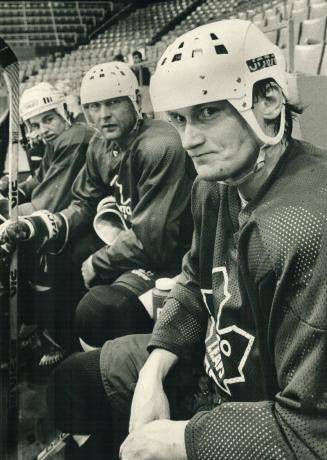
<box><xmin>19</xmin><ymin>123</ymin><xmax>93</xmax><ymax>214</ymax></box>
<box><xmin>149</xmin><ymin>138</ymin><xmax>327</xmax><ymax>459</ymax></box>
<box><xmin>60</xmin><ymin>119</ymin><xmax>195</xmax><ymax>278</ymax></box>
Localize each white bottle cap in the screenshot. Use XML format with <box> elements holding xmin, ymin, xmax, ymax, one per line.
<box><xmin>155</xmin><ymin>277</ymin><xmax>176</xmax><ymax>291</ymax></box>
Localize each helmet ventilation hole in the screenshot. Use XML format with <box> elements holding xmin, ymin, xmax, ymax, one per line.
<box><xmin>172</xmin><ymin>53</ymin><xmax>182</xmax><ymax>62</ymax></box>
<box><xmin>215</xmin><ymin>45</ymin><xmax>228</xmax><ymax>54</ymax></box>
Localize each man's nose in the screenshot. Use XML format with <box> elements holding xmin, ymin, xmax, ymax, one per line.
<box><xmin>99</xmin><ymin>104</ymin><xmax>112</xmax><ymax>119</ymax></box>
<box><xmin>181</xmin><ymin>123</ymin><xmax>205</xmax><ymax>152</ymax></box>
<box><xmin>39</xmin><ymin>123</ymin><xmax>49</xmax><ymax>135</ymax></box>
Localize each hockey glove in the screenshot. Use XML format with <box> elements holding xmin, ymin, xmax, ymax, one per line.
<box><xmin>0</xmin><ymin>210</ymin><xmax>65</xmax><ymax>249</ymax></box>
<box><xmin>93</xmin><ymin>196</ymin><xmax>128</xmax><ymax>245</ymax></box>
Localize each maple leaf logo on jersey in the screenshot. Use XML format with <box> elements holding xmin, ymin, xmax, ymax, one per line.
<box><xmin>202</xmin><ymin>267</ymin><xmax>255</xmax><ymax>396</ymax></box>
<box><xmin>110</xmin><ymin>175</ymin><xmax>132</xmax><ymax>219</ymax></box>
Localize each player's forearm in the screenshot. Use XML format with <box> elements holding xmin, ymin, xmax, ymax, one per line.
<box><xmin>91</xmin><ymin>229</ymin><xmax>150</xmax><ymax>279</ymax></box>
<box><xmin>140</xmin><ymin>348</ymin><xmax>179</xmax><ymax>383</ymax></box>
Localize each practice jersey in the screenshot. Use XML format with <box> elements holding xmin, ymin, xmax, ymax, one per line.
<box><xmin>60</xmin><ymin>118</ymin><xmax>195</xmax><ymax>279</ymax></box>
<box><xmin>149</xmin><ymin>138</ymin><xmax>327</xmax><ymax>459</ymax></box>
<box><xmin>19</xmin><ymin>123</ymin><xmax>92</xmax><ymax>214</ymax></box>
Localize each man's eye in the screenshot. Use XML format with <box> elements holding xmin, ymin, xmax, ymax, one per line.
<box><xmin>168</xmin><ymin>113</ymin><xmax>185</xmax><ymax>125</ymax></box>
<box><xmin>106</xmin><ymin>100</ymin><xmax>118</xmax><ymax>107</ymax></box>
<box><xmin>200</xmin><ymin>107</ymin><xmax>218</xmax><ymax>119</ymax></box>
<box><xmin>89</xmin><ymin>103</ymin><xmax>100</xmax><ymax>110</ymax></box>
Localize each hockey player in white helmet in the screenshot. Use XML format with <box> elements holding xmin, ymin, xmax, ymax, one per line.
<box><xmin>1</xmin><ymin>82</ymin><xmax>92</xmax><ymax>214</ymax></box>
<box><xmin>49</xmin><ymin>20</ymin><xmax>327</xmax><ymax>459</ymax></box>
<box><xmin>20</xmin><ymin>82</ymin><xmax>70</xmax><ymax>143</ymax></box>
<box><xmin>1</xmin><ymin>61</ymin><xmax>194</xmax><ymax>350</ymax></box>
<box><xmin>0</xmin><ymin>82</ymin><xmax>93</xmax><ymax>365</ymax></box>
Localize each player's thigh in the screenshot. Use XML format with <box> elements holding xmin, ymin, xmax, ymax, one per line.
<box><xmin>99</xmin><ymin>333</ymin><xmax>151</xmax><ymax>414</ymax></box>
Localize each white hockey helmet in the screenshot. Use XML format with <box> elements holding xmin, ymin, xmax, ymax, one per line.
<box><xmin>80</xmin><ymin>61</ymin><xmax>141</xmax><ymax>125</ymax></box>
<box><xmin>150</xmin><ymin>19</ymin><xmax>288</xmax><ymax>146</ymax></box>
<box><xmin>20</xmin><ymin>82</ymin><xmax>69</xmax><ymax>124</ymax></box>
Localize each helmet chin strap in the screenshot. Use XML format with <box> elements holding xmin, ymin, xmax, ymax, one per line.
<box><xmin>129</xmin><ymin>96</ymin><xmax>142</xmax><ymax>121</ymax></box>
<box><xmin>218</xmin><ymin>105</ymin><xmax>285</xmax><ymax>186</ymax></box>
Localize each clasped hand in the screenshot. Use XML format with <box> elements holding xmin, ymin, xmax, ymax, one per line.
<box><xmin>120</xmin><ymin>365</ymin><xmax>188</xmax><ymax>460</ymax></box>
<box><xmin>119</xmin><ymin>419</ymin><xmax>188</xmax><ymax>460</ymax></box>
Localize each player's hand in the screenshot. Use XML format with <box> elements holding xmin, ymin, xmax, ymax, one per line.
<box><xmin>120</xmin><ymin>419</ymin><xmax>188</xmax><ymax>460</ymax></box>
<box><xmin>0</xmin><ymin>219</ymin><xmax>31</xmax><ymax>246</ymax></box>
<box><xmin>81</xmin><ymin>255</ymin><xmax>96</xmax><ymax>289</ymax></box>
<box><xmin>129</xmin><ymin>366</ymin><xmax>171</xmax><ymax>433</ymax></box>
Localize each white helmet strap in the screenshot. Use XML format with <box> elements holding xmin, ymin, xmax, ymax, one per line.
<box><xmin>236</xmin><ymin>103</ymin><xmax>286</xmax><ymax>146</ymax></box>
<box><xmin>129</xmin><ymin>95</ymin><xmax>142</xmax><ymax>120</ymax></box>
<box><xmin>219</xmin><ymin>105</ymin><xmax>286</xmax><ymax>186</ymax></box>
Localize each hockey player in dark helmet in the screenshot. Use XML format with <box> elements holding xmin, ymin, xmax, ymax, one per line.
<box><xmin>0</xmin><ymin>61</ymin><xmax>194</xmax><ymax>350</ymax></box>
<box><xmin>47</xmin><ymin>19</ymin><xmax>327</xmax><ymax>459</ymax></box>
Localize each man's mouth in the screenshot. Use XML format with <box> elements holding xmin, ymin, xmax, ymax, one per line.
<box><xmin>102</xmin><ymin>124</ymin><xmax>117</xmax><ymax>130</ymax></box>
<box><xmin>189</xmin><ymin>151</ymin><xmax>214</xmax><ymax>159</ymax></box>
<box><xmin>44</xmin><ymin>134</ymin><xmax>56</xmax><ymax>142</ymax></box>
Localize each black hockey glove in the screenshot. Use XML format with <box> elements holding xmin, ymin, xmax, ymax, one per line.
<box><xmin>0</xmin><ymin>210</ymin><xmax>65</xmax><ymax>251</ymax></box>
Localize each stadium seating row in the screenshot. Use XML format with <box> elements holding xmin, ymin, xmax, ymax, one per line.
<box><xmin>0</xmin><ymin>0</ymin><xmax>112</xmax><ymax>46</ymax></box>
<box><xmin>10</xmin><ymin>0</ymin><xmax>327</xmax><ymax>96</ymax></box>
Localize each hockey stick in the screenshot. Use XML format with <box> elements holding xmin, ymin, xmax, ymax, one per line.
<box><xmin>0</xmin><ymin>37</ymin><xmax>19</xmax><ymax>459</ymax></box>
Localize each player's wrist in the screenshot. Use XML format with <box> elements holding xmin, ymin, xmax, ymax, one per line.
<box><xmin>140</xmin><ymin>348</ymin><xmax>178</xmax><ymax>382</ymax></box>
<box><xmin>23</xmin><ymin>210</ymin><xmax>65</xmax><ymax>243</ymax></box>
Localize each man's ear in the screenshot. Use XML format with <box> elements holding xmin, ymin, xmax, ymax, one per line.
<box><xmin>253</xmin><ymin>82</ymin><xmax>283</xmax><ymax>121</ymax></box>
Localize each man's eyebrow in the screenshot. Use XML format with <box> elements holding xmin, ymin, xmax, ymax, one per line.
<box><xmin>167</xmin><ymin>111</ymin><xmax>179</xmax><ymax>116</ymax></box>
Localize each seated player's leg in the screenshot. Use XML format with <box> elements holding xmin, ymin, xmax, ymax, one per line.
<box><xmin>48</xmin><ymin>334</ymin><xmax>150</xmax><ymax>458</ymax></box>
<box><xmin>48</xmin><ymin>334</ymin><xmax>201</xmax><ymax>458</ymax></box>
<box><xmin>75</xmin><ymin>269</ymin><xmax>157</xmax><ymax>348</ymax></box>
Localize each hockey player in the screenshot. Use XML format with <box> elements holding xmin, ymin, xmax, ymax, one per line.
<box><xmin>48</xmin><ymin>19</ymin><xmax>327</xmax><ymax>459</ymax></box>
<box><xmin>0</xmin><ymin>82</ymin><xmax>92</xmax><ymax>215</ymax></box>
<box><xmin>0</xmin><ymin>82</ymin><xmax>93</xmax><ymax>364</ymax></box>
<box><xmin>1</xmin><ymin>61</ymin><xmax>194</xmax><ymax>348</ymax></box>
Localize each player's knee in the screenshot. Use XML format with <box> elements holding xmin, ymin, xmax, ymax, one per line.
<box><xmin>75</xmin><ymin>290</ymin><xmax>99</xmax><ymax>344</ymax></box>
<box><xmin>75</xmin><ymin>285</ymin><xmax>152</xmax><ymax>347</ymax></box>
<box><xmin>100</xmin><ymin>334</ymin><xmax>150</xmax><ymax>412</ymax></box>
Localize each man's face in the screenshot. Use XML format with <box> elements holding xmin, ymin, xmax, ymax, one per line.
<box><xmin>167</xmin><ymin>100</ymin><xmax>259</xmax><ymax>182</ymax></box>
<box><xmin>86</xmin><ymin>97</ymin><xmax>137</xmax><ymax>141</ymax></box>
<box><xmin>133</xmin><ymin>54</ymin><xmax>142</xmax><ymax>65</ymax></box>
<box><xmin>28</xmin><ymin>109</ymin><xmax>66</xmax><ymax>143</ymax></box>
<box><xmin>29</xmin><ymin>110</ymin><xmax>66</xmax><ymax>142</ymax></box>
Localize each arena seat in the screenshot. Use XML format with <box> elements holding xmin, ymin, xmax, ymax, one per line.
<box><xmin>294</xmin><ymin>41</ymin><xmax>324</xmax><ymax>73</ymax></box>
<box><xmin>291</xmin><ymin>6</ymin><xmax>309</xmax><ymax>22</ymax></box>
<box><xmin>291</xmin><ymin>0</ymin><xmax>308</xmax><ymax>10</ymax></box>
<box><xmin>299</xmin><ymin>17</ymin><xmax>327</xmax><ymax>44</ymax></box>
<box><xmin>318</xmin><ymin>43</ymin><xmax>327</xmax><ymax>74</ymax></box>
<box><xmin>309</xmin><ymin>1</ymin><xmax>327</xmax><ymax>18</ymax></box>
<box><xmin>0</xmin><ymin>1</ymin><xmax>112</xmax><ymax>47</ymax></box>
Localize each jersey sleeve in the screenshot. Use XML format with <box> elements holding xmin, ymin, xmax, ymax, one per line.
<box><xmin>20</xmin><ymin>124</ymin><xmax>92</xmax><ymax>213</ymax></box>
<box><xmin>147</xmin><ymin>179</ymin><xmax>210</xmax><ymax>360</ymax></box>
<box><xmin>184</xmin><ymin>223</ymin><xmax>327</xmax><ymax>460</ymax></box>
<box><xmin>19</xmin><ymin>146</ymin><xmax>51</xmax><ymax>200</ymax></box>
<box><xmin>91</xmin><ymin>129</ymin><xmax>194</xmax><ymax>279</ymax></box>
